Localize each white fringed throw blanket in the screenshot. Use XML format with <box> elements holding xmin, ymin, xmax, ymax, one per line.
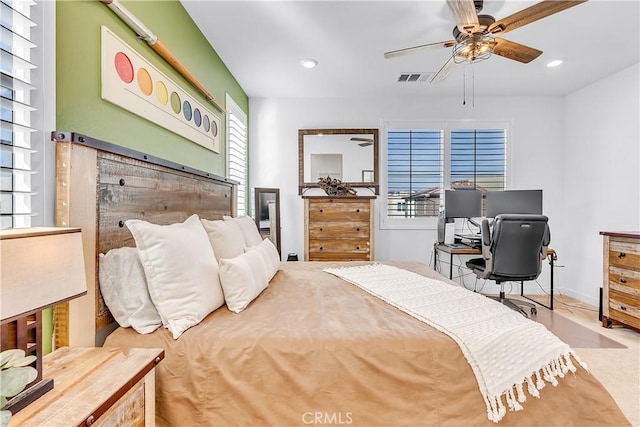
<box><xmin>324</xmin><ymin>263</ymin><xmax>588</xmax><ymax>423</ymax></box>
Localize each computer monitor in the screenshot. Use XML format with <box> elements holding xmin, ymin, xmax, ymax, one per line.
<box><xmin>444</xmin><ymin>189</ymin><xmax>482</xmax><ymax>219</ymax></box>
<box><xmin>485</xmin><ymin>189</ymin><xmax>543</xmax><ymax>218</ymax></box>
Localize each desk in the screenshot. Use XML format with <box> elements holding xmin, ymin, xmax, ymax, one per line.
<box><xmin>433</xmin><ymin>243</ymin><xmax>557</xmax><ymax>310</ymax></box>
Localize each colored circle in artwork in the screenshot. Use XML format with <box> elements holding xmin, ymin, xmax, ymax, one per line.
<box><xmin>211</xmin><ymin>119</ymin><xmax>218</xmax><ymax>137</ymax></box>
<box><xmin>114</xmin><ymin>52</ymin><xmax>134</xmax><ymax>83</ymax></box>
<box><xmin>183</xmin><ymin>100</ymin><xmax>192</xmax><ymax>121</ymax></box>
<box><xmin>137</xmin><ymin>68</ymin><xmax>153</xmax><ymax>96</ymax></box>
<box><xmin>155</xmin><ymin>81</ymin><xmax>168</xmax><ymax>105</ymax></box>
<box><xmin>193</xmin><ymin>109</ymin><xmax>202</xmax><ymax>127</ymax></box>
<box><xmin>203</xmin><ymin>115</ymin><xmax>210</xmax><ymax>132</ymax></box>
<box><xmin>170</xmin><ymin>92</ymin><xmax>181</xmax><ymax>113</ymax></box>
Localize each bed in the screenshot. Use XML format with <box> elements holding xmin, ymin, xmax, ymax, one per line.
<box><xmin>52</xmin><ymin>132</ymin><xmax>630</xmax><ymax>426</ymax></box>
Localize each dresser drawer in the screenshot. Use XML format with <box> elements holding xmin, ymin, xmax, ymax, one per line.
<box><xmin>308</xmin><ymin>251</ymin><xmax>370</xmax><ymax>261</ymax></box>
<box><xmin>608</xmin><ymin>289</ymin><xmax>640</xmax><ymax>330</ymax></box>
<box><xmin>608</xmin><ymin>239</ymin><xmax>640</xmax><ymax>271</ymax></box>
<box><xmin>308</xmin><ymin>201</ymin><xmax>370</xmax><ymax>222</ymax></box>
<box><xmin>308</xmin><ymin>239</ymin><xmax>370</xmax><ymax>255</ymax></box>
<box><xmin>308</xmin><ymin>223</ymin><xmax>370</xmax><ymax>239</ymax></box>
<box><xmin>609</xmin><ymin>266</ymin><xmax>640</xmax><ymax>291</ymax></box>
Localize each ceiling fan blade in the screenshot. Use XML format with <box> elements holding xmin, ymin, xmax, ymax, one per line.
<box><xmin>430</xmin><ymin>56</ymin><xmax>456</xmax><ymax>83</ymax></box>
<box><xmin>446</xmin><ymin>0</ymin><xmax>480</xmax><ymax>35</ymax></box>
<box><xmin>384</xmin><ymin>40</ymin><xmax>456</xmax><ymax>59</ymax></box>
<box><xmin>493</xmin><ymin>38</ymin><xmax>542</xmax><ymax>63</ymax></box>
<box><xmin>489</xmin><ymin>0</ymin><xmax>587</xmax><ymax>35</ymax></box>
<box><xmin>358</xmin><ymin>142</ymin><xmax>373</xmax><ymax>147</ymax></box>
<box><xmin>351</xmin><ymin>137</ymin><xmax>374</xmax><ymax>142</ymax></box>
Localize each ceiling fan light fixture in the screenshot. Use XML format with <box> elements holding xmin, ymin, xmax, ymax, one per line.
<box><xmin>546</xmin><ymin>59</ymin><xmax>564</xmax><ymax>68</ymax></box>
<box><xmin>453</xmin><ymin>34</ymin><xmax>496</xmax><ymax>64</ymax></box>
<box><xmin>300</xmin><ymin>58</ymin><xmax>318</xmax><ymax>69</ymax></box>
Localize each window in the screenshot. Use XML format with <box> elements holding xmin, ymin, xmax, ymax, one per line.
<box><xmin>1</xmin><ymin>0</ymin><xmax>54</xmax><ymax>229</ymax></box>
<box><xmin>383</xmin><ymin>122</ymin><xmax>508</xmax><ymax>227</ymax></box>
<box><xmin>226</xmin><ymin>94</ymin><xmax>247</xmax><ymax>216</ymax></box>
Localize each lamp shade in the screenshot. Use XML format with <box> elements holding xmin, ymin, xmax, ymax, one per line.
<box><xmin>0</xmin><ymin>227</ymin><xmax>88</xmax><ymax>322</ymax></box>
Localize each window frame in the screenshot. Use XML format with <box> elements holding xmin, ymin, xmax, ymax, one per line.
<box><xmin>380</xmin><ymin>119</ymin><xmax>511</xmax><ymax>230</ymax></box>
<box><xmin>1</xmin><ymin>0</ymin><xmax>56</xmax><ymax>229</ymax></box>
<box><xmin>225</xmin><ymin>93</ymin><xmax>248</xmax><ymax>216</ymax></box>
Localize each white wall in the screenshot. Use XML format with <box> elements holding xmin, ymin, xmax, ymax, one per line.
<box><xmin>250</xmin><ymin>95</ymin><xmax>564</xmax><ymax>268</ymax></box>
<box><xmin>561</xmin><ymin>63</ymin><xmax>640</xmax><ymax>306</ymax></box>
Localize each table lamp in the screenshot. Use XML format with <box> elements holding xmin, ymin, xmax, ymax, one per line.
<box><xmin>0</xmin><ymin>227</ymin><xmax>88</xmax><ymax>415</ymax></box>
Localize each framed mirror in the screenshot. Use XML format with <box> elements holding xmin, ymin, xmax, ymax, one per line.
<box><xmin>254</xmin><ymin>187</ymin><xmax>281</xmax><ymax>257</ymax></box>
<box><xmin>298</xmin><ymin>128</ymin><xmax>379</xmax><ymax>194</ymax></box>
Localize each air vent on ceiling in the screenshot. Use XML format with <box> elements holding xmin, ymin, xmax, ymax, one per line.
<box><xmin>397</xmin><ymin>72</ymin><xmax>434</xmax><ymax>83</ymax></box>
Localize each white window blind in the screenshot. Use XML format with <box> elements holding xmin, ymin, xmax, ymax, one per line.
<box><xmin>385</xmin><ymin>124</ymin><xmax>507</xmax><ymax>222</ymax></box>
<box><xmin>1</xmin><ymin>0</ymin><xmax>38</xmax><ymax>229</ymax></box>
<box><xmin>226</xmin><ymin>95</ymin><xmax>247</xmax><ymax>216</ymax></box>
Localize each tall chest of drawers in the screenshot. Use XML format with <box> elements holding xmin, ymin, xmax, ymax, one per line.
<box><xmin>600</xmin><ymin>231</ymin><xmax>640</xmax><ymax>331</ymax></box>
<box><xmin>304</xmin><ymin>196</ymin><xmax>375</xmax><ymax>261</ymax></box>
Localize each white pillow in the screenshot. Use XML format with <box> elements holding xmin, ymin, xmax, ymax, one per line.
<box><xmin>125</xmin><ymin>214</ymin><xmax>225</xmax><ymax>339</ymax></box>
<box><xmin>218</xmin><ymin>250</ymin><xmax>268</xmax><ymax>313</ymax></box>
<box><xmin>223</xmin><ymin>215</ymin><xmax>263</xmax><ymax>247</ymax></box>
<box><xmin>98</xmin><ymin>247</ymin><xmax>162</xmax><ymax>334</ymax></box>
<box><xmin>200</xmin><ymin>218</ymin><xmax>246</xmax><ymax>262</ymax></box>
<box><xmin>247</xmin><ymin>238</ymin><xmax>281</xmax><ymax>281</ymax></box>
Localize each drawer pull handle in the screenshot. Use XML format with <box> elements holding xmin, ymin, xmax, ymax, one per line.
<box><xmin>85</xmin><ymin>415</ymin><xmax>95</xmax><ymax>426</ymax></box>
<box><xmin>620</xmin><ymin>305</ymin><xmax>627</xmax><ymax>311</ymax></box>
<box><xmin>618</xmin><ymin>252</ymin><xmax>626</xmax><ymax>258</ymax></box>
<box><xmin>356</xmin><ymin>227</ymin><xmax>360</xmax><ymax>231</ymax></box>
<box><xmin>320</xmin><ymin>209</ymin><xmax>323</xmax><ymax>213</ymax></box>
<box><xmin>319</xmin><ymin>228</ymin><xmax>323</xmax><ymax>232</ymax></box>
<box><xmin>356</xmin><ymin>209</ymin><xmax>360</xmax><ymax>213</ymax></box>
<box><xmin>356</xmin><ymin>246</ymin><xmax>360</xmax><ymax>250</ymax></box>
<box><xmin>319</xmin><ymin>247</ymin><xmax>323</xmax><ymax>251</ymax></box>
<box><xmin>620</xmin><ymin>278</ymin><xmax>627</xmax><ymax>284</ymax></box>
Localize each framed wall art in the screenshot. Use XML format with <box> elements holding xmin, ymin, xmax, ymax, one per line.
<box><xmin>101</xmin><ymin>26</ymin><xmax>221</xmax><ymax>152</ymax></box>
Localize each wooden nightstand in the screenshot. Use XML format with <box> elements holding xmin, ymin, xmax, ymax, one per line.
<box><xmin>8</xmin><ymin>346</ymin><xmax>164</xmax><ymax>426</ymax></box>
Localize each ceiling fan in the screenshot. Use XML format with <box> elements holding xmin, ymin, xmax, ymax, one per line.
<box><xmin>350</xmin><ymin>137</ymin><xmax>374</xmax><ymax>147</ymax></box>
<box><xmin>384</xmin><ymin>0</ymin><xmax>587</xmax><ymax>83</ymax></box>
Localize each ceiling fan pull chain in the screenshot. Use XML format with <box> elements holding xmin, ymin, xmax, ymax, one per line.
<box><xmin>462</xmin><ymin>67</ymin><xmax>466</xmax><ymax>106</ymax></box>
<box><xmin>472</xmin><ymin>66</ymin><xmax>475</xmax><ymax>107</ymax></box>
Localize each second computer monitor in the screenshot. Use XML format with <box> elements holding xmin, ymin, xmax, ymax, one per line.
<box><xmin>444</xmin><ymin>189</ymin><xmax>482</xmax><ymax>219</ymax></box>
<box><xmin>485</xmin><ymin>189</ymin><xmax>543</xmax><ymax>218</ymax></box>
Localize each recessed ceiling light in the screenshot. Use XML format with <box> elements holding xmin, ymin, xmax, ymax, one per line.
<box><xmin>300</xmin><ymin>58</ymin><xmax>318</xmax><ymax>69</ymax></box>
<box><xmin>546</xmin><ymin>59</ymin><xmax>563</xmax><ymax>68</ymax></box>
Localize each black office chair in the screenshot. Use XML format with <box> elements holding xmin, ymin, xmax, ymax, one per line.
<box><xmin>465</xmin><ymin>214</ymin><xmax>550</xmax><ymax>317</ymax></box>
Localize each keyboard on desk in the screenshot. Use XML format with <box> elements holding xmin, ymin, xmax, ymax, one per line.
<box><xmin>455</xmin><ymin>233</ymin><xmax>481</xmax><ymax>241</ymax></box>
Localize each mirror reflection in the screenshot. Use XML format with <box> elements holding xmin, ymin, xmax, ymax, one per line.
<box><xmin>298</xmin><ymin>129</ymin><xmax>379</xmax><ymax>194</ymax></box>
<box><xmin>254</xmin><ymin>187</ymin><xmax>281</xmax><ymax>257</ymax></box>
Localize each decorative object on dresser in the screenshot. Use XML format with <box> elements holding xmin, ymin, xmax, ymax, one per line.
<box><xmin>0</xmin><ymin>227</ymin><xmax>88</xmax><ymax>419</ymax></box>
<box><xmin>7</xmin><ymin>347</ymin><xmax>164</xmax><ymax>427</ymax></box>
<box><xmin>600</xmin><ymin>231</ymin><xmax>640</xmax><ymax>331</ymax></box>
<box><xmin>317</xmin><ymin>176</ymin><xmax>357</xmax><ymax>196</ymax></box>
<box><xmin>304</xmin><ymin>196</ymin><xmax>375</xmax><ymax>261</ymax></box>
<box><xmin>299</xmin><ymin>128</ymin><xmax>379</xmax><ymax>195</ymax></box>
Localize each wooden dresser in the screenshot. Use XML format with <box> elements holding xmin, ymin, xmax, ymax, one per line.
<box><xmin>600</xmin><ymin>231</ymin><xmax>640</xmax><ymax>331</ymax></box>
<box><xmin>9</xmin><ymin>346</ymin><xmax>164</xmax><ymax>426</ymax></box>
<box><xmin>304</xmin><ymin>196</ymin><xmax>375</xmax><ymax>261</ymax></box>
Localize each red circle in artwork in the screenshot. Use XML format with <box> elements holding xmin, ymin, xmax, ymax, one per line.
<box><xmin>114</xmin><ymin>52</ymin><xmax>134</xmax><ymax>83</ymax></box>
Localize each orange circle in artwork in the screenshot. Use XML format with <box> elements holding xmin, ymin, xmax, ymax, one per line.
<box><xmin>114</xmin><ymin>52</ymin><xmax>134</xmax><ymax>83</ymax></box>
<box><xmin>155</xmin><ymin>81</ymin><xmax>168</xmax><ymax>105</ymax></box>
<box><xmin>137</xmin><ymin>68</ymin><xmax>153</xmax><ymax>96</ymax></box>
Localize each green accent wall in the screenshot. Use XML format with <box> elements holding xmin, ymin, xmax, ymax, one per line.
<box><xmin>47</xmin><ymin>1</ymin><xmax>248</xmax><ymax>354</ymax></box>
<box><xmin>56</xmin><ymin>0</ymin><xmax>248</xmax><ymax>174</ymax></box>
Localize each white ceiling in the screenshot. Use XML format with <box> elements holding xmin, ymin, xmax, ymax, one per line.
<box><xmin>181</xmin><ymin>0</ymin><xmax>640</xmax><ymax>99</ymax></box>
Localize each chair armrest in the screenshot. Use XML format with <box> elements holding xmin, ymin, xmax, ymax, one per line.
<box><xmin>480</xmin><ymin>218</ymin><xmax>491</xmax><ymax>260</ymax></box>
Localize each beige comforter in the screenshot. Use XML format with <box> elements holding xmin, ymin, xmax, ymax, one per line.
<box><xmin>104</xmin><ymin>261</ymin><xmax>629</xmax><ymax>426</ymax></box>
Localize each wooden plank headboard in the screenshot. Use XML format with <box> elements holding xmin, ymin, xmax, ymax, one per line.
<box><xmin>52</xmin><ymin>132</ymin><xmax>237</xmax><ymax>347</ymax></box>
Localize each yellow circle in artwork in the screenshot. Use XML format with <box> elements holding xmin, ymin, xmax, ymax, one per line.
<box><xmin>155</xmin><ymin>81</ymin><xmax>168</xmax><ymax>105</ymax></box>
<box><xmin>137</xmin><ymin>68</ymin><xmax>153</xmax><ymax>96</ymax></box>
